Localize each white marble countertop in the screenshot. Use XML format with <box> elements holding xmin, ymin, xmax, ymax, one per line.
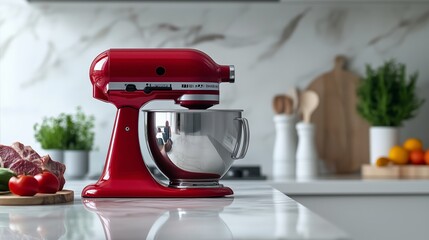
<box><xmin>0</xmin><ymin>181</ymin><xmax>349</xmax><ymax>240</ymax></box>
<box><xmin>270</xmin><ymin>175</ymin><xmax>429</xmax><ymax>195</ymax></box>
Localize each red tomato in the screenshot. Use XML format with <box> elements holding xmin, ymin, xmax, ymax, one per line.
<box><xmin>34</xmin><ymin>172</ymin><xmax>59</xmax><ymax>193</ymax></box>
<box><xmin>8</xmin><ymin>175</ymin><xmax>39</xmax><ymax>196</ymax></box>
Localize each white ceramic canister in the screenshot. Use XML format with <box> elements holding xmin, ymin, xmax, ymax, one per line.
<box><xmin>295</xmin><ymin>122</ymin><xmax>318</xmax><ymax>180</ymax></box>
<box><xmin>272</xmin><ymin>115</ymin><xmax>297</xmax><ymax>180</ymax></box>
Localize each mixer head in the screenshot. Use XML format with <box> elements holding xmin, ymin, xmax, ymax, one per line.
<box><xmin>89</xmin><ymin>49</ymin><xmax>235</xmax><ymax>109</ymax></box>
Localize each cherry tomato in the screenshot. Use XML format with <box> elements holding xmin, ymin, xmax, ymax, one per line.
<box><xmin>34</xmin><ymin>172</ymin><xmax>59</xmax><ymax>193</ymax></box>
<box><xmin>9</xmin><ymin>175</ymin><xmax>39</xmax><ymax>196</ymax></box>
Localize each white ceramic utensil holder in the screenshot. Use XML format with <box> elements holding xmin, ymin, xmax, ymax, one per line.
<box><xmin>273</xmin><ymin>115</ymin><xmax>297</xmax><ymax>180</ymax></box>
<box><xmin>369</xmin><ymin>126</ymin><xmax>399</xmax><ymax>165</ymax></box>
<box><xmin>296</xmin><ymin>122</ymin><xmax>318</xmax><ymax>180</ymax></box>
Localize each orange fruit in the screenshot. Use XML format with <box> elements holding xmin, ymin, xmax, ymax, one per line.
<box><xmin>375</xmin><ymin>157</ymin><xmax>390</xmax><ymax>167</ymax></box>
<box><xmin>409</xmin><ymin>150</ymin><xmax>425</xmax><ymax>165</ymax></box>
<box><xmin>388</xmin><ymin>146</ymin><xmax>409</xmax><ymax>165</ymax></box>
<box><xmin>403</xmin><ymin>138</ymin><xmax>423</xmax><ymax>152</ymax></box>
<box><xmin>425</xmin><ymin>150</ymin><xmax>429</xmax><ymax>165</ymax></box>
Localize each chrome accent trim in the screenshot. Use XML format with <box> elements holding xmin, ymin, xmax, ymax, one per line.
<box><xmin>229</xmin><ymin>65</ymin><xmax>235</xmax><ymax>82</ymax></box>
<box><xmin>178</xmin><ymin>94</ymin><xmax>219</xmax><ymax>102</ymax></box>
<box><xmin>169</xmin><ymin>181</ymin><xmax>224</xmax><ymax>189</ymax></box>
<box><xmin>143</xmin><ymin>109</ymin><xmax>243</xmax><ymax>113</ymax></box>
<box><xmin>107</xmin><ymin>82</ymin><xmax>219</xmax><ymax>91</ymax></box>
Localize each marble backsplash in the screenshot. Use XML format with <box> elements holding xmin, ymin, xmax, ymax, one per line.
<box><xmin>1</xmin><ymin>0</ymin><xmax>429</xmax><ymax>177</ymax></box>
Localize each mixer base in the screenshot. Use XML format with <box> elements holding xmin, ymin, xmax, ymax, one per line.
<box><xmin>82</xmin><ymin>179</ymin><xmax>233</xmax><ymax>198</ymax></box>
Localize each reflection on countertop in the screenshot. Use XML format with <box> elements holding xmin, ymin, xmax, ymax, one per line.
<box><xmin>83</xmin><ymin>197</ymin><xmax>234</xmax><ymax>240</ymax></box>
<box><xmin>0</xmin><ymin>202</ymin><xmax>95</xmax><ymax>239</ymax></box>
<box><xmin>0</xmin><ymin>181</ymin><xmax>349</xmax><ymax>240</ymax></box>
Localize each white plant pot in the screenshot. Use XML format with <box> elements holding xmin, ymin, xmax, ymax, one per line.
<box><xmin>64</xmin><ymin>150</ymin><xmax>89</xmax><ymax>179</ymax></box>
<box><xmin>43</xmin><ymin>149</ymin><xmax>64</xmax><ymax>163</ymax></box>
<box><xmin>370</xmin><ymin>126</ymin><xmax>400</xmax><ymax>165</ymax></box>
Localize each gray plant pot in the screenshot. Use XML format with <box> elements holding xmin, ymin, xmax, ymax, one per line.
<box><xmin>43</xmin><ymin>149</ymin><xmax>64</xmax><ymax>163</ymax></box>
<box><xmin>64</xmin><ymin>150</ymin><xmax>89</xmax><ymax>180</ymax></box>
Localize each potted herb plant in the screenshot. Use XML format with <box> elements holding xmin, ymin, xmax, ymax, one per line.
<box><xmin>357</xmin><ymin>60</ymin><xmax>424</xmax><ymax>164</ymax></box>
<box><xmin>63</xmin><ymin>107</ymin><xmax>95</xmax><ymax>179</ymax></box>
<box><xmin>34</xmin><ymin>115</ymin><xmax>66</xmax><ymax>163</ymax></box>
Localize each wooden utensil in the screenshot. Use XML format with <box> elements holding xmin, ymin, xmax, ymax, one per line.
<box><xmin>300</xmin><ymin>90</ymin><xmax>319</xmax><ymax>123</ymax></box>
<box><xmin>287</xmin><ymin>87</ymin><xmax>300</xmax><ymax>114</ymax></box>
<box><xmin>0</xmin><ymin>190</ymin><xmax>74</xmax><ymax>205</ymax></box>
<box><xmin>283</xmin><ymin>95</ymin><xmax>294</xmax><ymax>115</ymax></box>
<box><xmin>273</xmin><ymin>95</ymin><xmax>286</xmax><ymax>114</ymax></box>
<box><xmin>307</xmin><ymin>55</ymin><xmax>369</xmax><ymax>173</ymax></box>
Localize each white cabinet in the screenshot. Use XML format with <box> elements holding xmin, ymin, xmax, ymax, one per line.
<box><xmin>271</xmin><ymin>179</ymin><xmax>429</xmax><ymax>240</ymax></box>
<box><xmin>280</xmin><ymin>0</ymin><xmax>429</xmax><ymax>2</ymax></box>
<box><xmin>290</xmin><ymin>195</ymin><xmax>429</xmax><ymax>240</ymax></box>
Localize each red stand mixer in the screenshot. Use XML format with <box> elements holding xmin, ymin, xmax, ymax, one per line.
<box><xmin>82</xmin><ymin>49</ymin><xmax>249</xmax><ymax>198</ymax></box>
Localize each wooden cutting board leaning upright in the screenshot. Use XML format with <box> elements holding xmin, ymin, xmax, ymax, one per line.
<box><xmin>307</xmin><ymin>56</ymin><xmax>369</xmax><ymax>173</ymax></box>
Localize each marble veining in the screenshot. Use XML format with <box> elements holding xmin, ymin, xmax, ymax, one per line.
<box><xmin>315</xmin><ymin>9</ymin><xmax>348</xmax><ymax>43</ymax></box>
<box><xmin>1</xmin><ymin>1</ymin><xmax>429</xmax><ymax>178</ymax></box>
<box><xmin>368</xmin><ymin>9</ymin><xmax>429</xmax><ymax>49</ymax></box>
<box><xmin>24</xmin><ymin>41</ymin><xmax>55</xmax><ymax>87</ymax></box>
<box><xmin>258</xmin><ymin>7</ymin><xmax>310</xmax><ymax>61</ymax></box>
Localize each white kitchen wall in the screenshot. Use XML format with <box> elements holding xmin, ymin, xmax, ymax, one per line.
<box><xmin>1</xmin><ymin>0</ymin><xmax>429</xmax><ymax>178</ymax></box>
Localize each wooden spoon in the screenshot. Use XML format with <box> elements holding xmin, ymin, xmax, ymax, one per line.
<box><xmin>300</xmin><ymin>90</ymin><xmax>319</xmax><ymax>123</ymax></box>
<box><xmin>273</xmin><ymin>95</ymin><xmax>286</xmax><ymax>114</ymax></box>
<box><xmin>287</xmin><ymin>87</ymin><xmax>300</xmax><ymax>114</ymax></box>
<box><xmin>284</xmin><ymin>95</ymin><xmax>294</xmax><ymax>115</ymax></box>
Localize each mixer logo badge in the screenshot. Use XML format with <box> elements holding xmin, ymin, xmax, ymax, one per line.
<box><xmin>177</xmin><ymin>83</ymin><xmax>218</xmax><ymax>90</ymax></box>
<box><xmin>205</xmin><ymin>84</ymin><xmax>218</xmax><ymax>89</ymax></box>
<box><xmin>181</xmin><ymin>84</ymin><xmax>205</xmax><ymax>88</ymax></box>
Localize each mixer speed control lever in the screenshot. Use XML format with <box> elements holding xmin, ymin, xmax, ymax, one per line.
<box><xmin>123</xmin><ymin>84</ymin><xmax>173</xmax><ymax>93</ymax></box>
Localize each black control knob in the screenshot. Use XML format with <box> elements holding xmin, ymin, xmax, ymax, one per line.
<box><xmin>125</xmin><ymin>84</ymin><xmax>137</xmax><ymax>92</ymax></box>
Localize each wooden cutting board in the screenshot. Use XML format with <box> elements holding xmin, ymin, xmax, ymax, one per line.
<box><xmin>0</xmin><ymin>190</ymin><xmax>74</xmax><ymax>205</ymax></box>
<box><xmin>307</xmin><ymin>56</ymin><xmax>369</xmax><ymax>173</ymax></box>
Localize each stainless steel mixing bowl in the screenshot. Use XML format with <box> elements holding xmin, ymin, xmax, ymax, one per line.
<box><xmin>144</xmin><ymin>110</ymin><xmax>249</xmax><ymax>188</ymax></box>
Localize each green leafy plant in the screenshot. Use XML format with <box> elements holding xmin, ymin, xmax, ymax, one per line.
<box><xmin>34</xmin><ymin>116</ymin><xmax>66</xmax><ymax>149</ymax></box>
<box><xmin>63</xmin><ymin>107</ymin><xmax>95</xmax><ymax>151</ymax></box>
<box><xmin>34</xmin><ymin>107</ymin><xmax>95</xmax><ymax>151</ymax></box>
<box><xmin>357</xmin><ymin>60</ymin><xmax>425</xmax><ymax>127</ymax></box>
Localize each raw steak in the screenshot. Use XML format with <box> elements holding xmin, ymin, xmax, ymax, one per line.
<box><xmin>11</xmin><ymin>142</ymin><xmax>42</xmax><ymax>161</ymax></box>
<box><xmin>0</xmin><ymin>145</ymin><xmax>41</xmax><ymax>175</ymax></box>
<box><xmin>8</xmin><ymin>159</ymin><xmax>42</xmax><ymax>176</ymax></box>
<box><xmin>0</xmin><ymin>142</ymin><xmax>66</xmax><ymax>190</ymax></box>
<box><xmin>0</xmin><ymin>145</ymin><xmax>24</xmax><ymax>167</ymax></box>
